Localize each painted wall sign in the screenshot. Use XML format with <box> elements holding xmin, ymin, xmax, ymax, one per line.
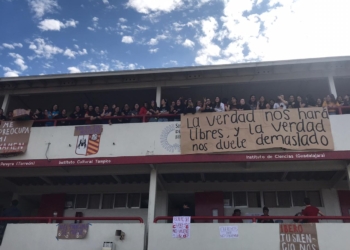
<box><xmin>74</xmin><ymin>125</ymin><xmax>103</xmax><ymax>156</ymax></box>
<box><xmin>280</xmin><ymin>223</ymin><xmax>319</xmax><ymax>250</ymax></box>
<box><xmin>57</xmin><ymin>223</ymin><xmax>89</xmax><ymax>239</ymax></box>
<box><xmin>181</xmin><ymin>108</ymin><xmax>334</xmax><ymax>154</ymax></box>
<box><xmin>0</xmin><ymin>120</ymin><xmax>33</xmax><ymax>155</ymax></box>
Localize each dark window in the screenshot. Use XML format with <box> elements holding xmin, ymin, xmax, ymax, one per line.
<box><xmin>292</xmin><ymin>191</ymin><xmax>305</xmax><ymax>206</ymax></box>
<box><xmin>233</xmin><ymin>192</ymin><xmax>247</xmax><ymax>206</ymax></box>
<box><xmin>88</xmin><ymin>194</ymin><xmax>101</xmax><ymax>209</ymax></box>
<box><xmin>102</xmin><ymin>194</ymin><xmax>114</xmax><ymax>209</ymax></box>
<box><xmin>127</xmin><ymin>193</ymin><xmax>140</xmax><ymax>208</ymax></box>
<box><xmin>65</xmin><ymin>194</ymin><xmax>76</xmax><ymax>208</ymax></box>
<box><xmin>307</xmin><ymin>191</ymin><xmax>322</xmax><ymax>207</ymax></box>
<box><xmin>248</xmin><ymin>192</ymin><xmax>261</xmax><ymax>208</ymax></box>
<box><xmin>223</xmin><ymin>192</ymin><xmax>232</xmax><ymax>207</ymax></box>
<box><xmin>263</xmin><ymin>192</ymin><xmax>277</xmax><ymax>207</ymax></box>
<box><xmin>75</xmin><ymin>194</ymin><xmax>88</xmax><ymax>209</ymax></box>
<box><xmin>140</xmin><ymin>193</ymin><xmax>149</xmax><ymax>209</ymax></box>
<box><xmin>114</xmin><ymin>193</ymin><xmax>127</xmax><ymax>208</ymax></box>
<box><xmin>277</xmin><ymin>191</ymin><xmax>292</xmax><ymax>207</ymax></box>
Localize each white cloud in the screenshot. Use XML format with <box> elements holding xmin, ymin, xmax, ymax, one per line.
<box><xmin>137</xmin><ymin>25</ymin><xmax>148</xmax><ymax>31</ymax></box>
<box><xmin>126</xmin><ymin>0</ymin><xmax>184</xmax><ymax>14</ymax></box>
<box><xmin>119</xmin><ymin>18</ymin><xmax>127</xmax><ymax>22</ymax></box>
<box><xmin>87</xmin><ymin>27</ymin><xmax>95</xmax><ymax>31</ymax></box>
<box><xmin>74</xmin><ymin>44</ymin><xmax>79</xmax><ymax>49</ymax></box>
<box><xmin>2</xmin><ymin>43</ymin><xmax>23</xmax><ymax>49</ymax></box>
<box><xmin>182</xmin><ymin>39</ymin><xmax>195</xmax><ymax>48</ymax></box>
<box><xmin>9</xmin><ymin>53</ymin><xmax>28</xmax><ymax>71</ymax></box>
<box><xmin>122</xmin><ymin>36</ymin><xmax>134</xmax><ymax>43</ymax></box>
<box><xmin>78</xmin><ymin>49</ymin><xmax>88</xmax><ymax>55</ymax></box>
<box><xmin>28</xmin><ymin>38</ymin><xmax>63</xmax><ymax>59</ymax></box>
<box><xmin>38</xmin><ymin>19</ymin><xmax>79</xmax><ymax>31</ymax></box>
<box><xmin>67</xmin><ymin>67</ymin><xmax>81</xmax><ymax>73</ymax></box>
<box><xmin>147</xmin><ymin>34</ymin><xmax>168</xmax><ymax>46</ymax></box>
<box><xmin>93</xmin><ymin>17</ymin><xmax>99</xmax><ymax>22</ymax></box>
<box><xmin>28</xmin><ymin>0</ymin><xmax>60</xmax><ymax>19</ymax></box>
<box><xmin>63</xmin><ymin>49</ymin><xmax>77</xmax><ymax>59</ymax></box>
<box><xmin>149</xmin><ymin>48</ymin><xmax>159</xmax><ymax>53</ymax></box>
<box><xmin>3</xmin><ymin>67</ymin><xmax>20</xmax><ymax>77</ymax></box>
<box><xmin>102</xmin><ymin>0</ymin><xmax>109</xmax><ymax>4</ymax></box>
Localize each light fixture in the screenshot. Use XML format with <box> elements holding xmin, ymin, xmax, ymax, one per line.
<box><xmin>115</xmin><ymin>230</ymin><xmax>125</xmax><ymax>240</ymax></box>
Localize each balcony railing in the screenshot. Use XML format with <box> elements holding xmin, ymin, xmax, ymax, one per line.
<box><xmin>0</xmin><ymin>216</ymin><xmax>144</xmax><ymax>223</ymax></box>
<box><xmin>154</xmin><ymin>216</ymin><xmax>350</xmax><ymax>223</ymax></box>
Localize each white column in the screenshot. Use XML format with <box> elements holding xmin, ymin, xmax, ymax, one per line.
<box><xmin>346</xmin><ymin>164</ymin><xmax>350</xmax><ymax>190</ymax></box>
<box><xmin>1</xmin><ymin>93</ymin><xmax>10</xmax><ymax>114</ymax></box>
<box><xmin>156</xmin><ymin>86</ymin><xmax>161</xmax><ymax>106</ymax></box>
<box><xmin>148</xmin><ymin>168</ymin><xmax>158</xmax><ymax>224</ymax></box>
<box><xmin>328</xmin><ymin>75</ymin><xmax>338</xmax><ymax>97</ymax></box>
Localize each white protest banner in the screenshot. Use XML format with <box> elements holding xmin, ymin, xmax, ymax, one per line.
<box><xmin>219</xmin><ymin>226</ymin><xmax>239</xmax><ymax>239</ymax></box>
<box><xmin>172</xmin><ymin>216</ymin><xmax>190</xmax><ymax>238</ymax></box>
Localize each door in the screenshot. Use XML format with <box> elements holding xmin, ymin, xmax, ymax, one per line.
<box><xmin>337</xmin><ymin>190</ymin><xmax>350</xmax><ymax>222</ymax></box>
<box><xmin>195</xmin><ymin>192</ymin><xmax>224</xmax><ymax>223</ymax></box>
<box><xmin>38</xmin><ymin>194</ymin><xmax>66</xmax><ymax>222</ymax></box>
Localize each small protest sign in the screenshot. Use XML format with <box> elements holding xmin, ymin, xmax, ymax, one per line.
<box><xmin>172</xmin><ymin>216</ymin><xmax>190</xmax><ymax>238</ymax></box>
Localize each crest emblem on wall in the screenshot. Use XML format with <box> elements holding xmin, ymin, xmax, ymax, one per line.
<box><xmin>74</xmin><ymin>125</ymin><xmax>103</xmax><ymax>156</ymax></box>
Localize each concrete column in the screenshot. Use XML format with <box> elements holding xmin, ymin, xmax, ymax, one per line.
<box><xmin>156</xmin><ymin>86</ymin><xmax>161</xmax><ymax>106</ymax></box>
<box><xmin>346</xmin><ymin>164</ymin><xmax>350</xmax><ymax>190</ymax></box>
<box><xmin>148</xmin><ymin>168</ymin><xmax>158</xmax><ymax>224</ymax></box>
<box><xmin>1</xmin><ymin>93</ymin><xmax>11</xmax><ymax>114</ymax></box>
<box><xmin>328</xmin><ymin>75</ymin><xmax>338</xmax><ymax>97</ymax></box>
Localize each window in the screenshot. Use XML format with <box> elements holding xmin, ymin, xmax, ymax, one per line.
<box><xmin>127</xmin><ymin>193</ymin><xmax>141</xmax><ymax>208</ymax></box>
<box><xmin>307</xmin><ymin>191</ymin><xmax>322</xmax><ymax>207</ymax></box>
<box><xmin>277</xmin><ymin>191</ymin><xmax>292</xmax><ymax>207</ymax></box>
<box><xmin>65</xmin><ymin>194</ymin><xmax>76</xmax><ymax>208</ymax></box>
<box><xmin>114</xmin><ymin>193</ymin><xmax>127</xmax><ymax>208</ymax></box>
<box><xmin>75</xmin><ymin>194</ymin><xmax>88</xmax><ymax>209</ymax></box>
<box><xmin>248</xmin><ymin>192</ymin><xmax>261</xmax><ymax>207</ymax></box>
<box><xmin>140</xmin><ymin>193</ymin><xmax>149</xmax><ymax>209</ymax></box>
<box><xmin>88</xmin><ymin>194</ymin><xmax>101</xmax><ymax>209</ymax></box>
<box><xmin>263</xmin><ymin>192</ymin><xmax>277</xmax><ymax>207</ymax></box>
<box><xmin>102</xmin><ymin>194</ymin><xmax>114</xmax><ymax>209</ymax></box>
<box><xmin>292</xmin><ymin>191</ymin><xmax>305</xmax><ymax>206</ymax></box>
<box><xmin>233</xmin><ymin>192</ymin><xmax>247</xmax><ymax>206</ymax></box>
<box><xmin>223</xmin><ymin>192</ymin><xmax>232</xmax><ymax>207</ymax></box>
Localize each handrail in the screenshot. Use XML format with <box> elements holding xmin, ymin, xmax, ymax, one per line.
<box><xmin>0</xmin><ymin>216</ymin><xmax>144</xmax><ymax>223</ymax></box>
<box><xmin>154</xmin><ymin>216</ymin><xmax>350</xmax><ymax>223</ymax></box>
<box><xmin>337</xmin><ymin>106</ymin><xmax>350</xmax><ymax>115</ymax></box>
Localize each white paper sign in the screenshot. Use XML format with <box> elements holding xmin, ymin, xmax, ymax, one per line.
<box><xmin>172</xmin><ymin>216</ymin><xmax>191</xmax><ymax>238</ymax></box>
<box><xmin>219</xmin><ymin>226</ymin><xmax>239</xmax><ymax>239</ymax></box>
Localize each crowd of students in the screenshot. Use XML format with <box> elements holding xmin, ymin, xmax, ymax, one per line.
<box><xmin>0</xmin><ymin>93</ymin><xmax>348</xmax><ymax>126</ymax></box>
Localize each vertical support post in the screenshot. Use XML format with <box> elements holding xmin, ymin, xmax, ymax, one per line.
<box><xmin>346</xmin><ymin>164</ymin><xmax>350</xmax><ymax>190</ymax></box>
<box><xmin>148</xmin><ymin>168</ymin><xmax>158</xmax><ymax>224</ymax></box>
<box><xmin>328</xmin><ymin>75</ymin><xmax>338</xmax><ymax>98</ymax></box>
<box><xmin>1</xmin><ymin>93</ymin><xmax>10</xmax><ymax>114</ymax></box>
<box><xmin>156</xmin><ymin>86</ymin><xmax>161</xmax><ymax>107</ymax></box>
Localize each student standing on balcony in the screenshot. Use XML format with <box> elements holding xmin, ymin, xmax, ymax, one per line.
<box><xmin>91</xmin><ymin>106</ymin><xmax>102</xmax><ymax>124</ymax></box>
<box><xmin>322</xmin><ymin>94</ymin><xmax>339</xmax><ymax>115</ymax></box>
<box><xmin>257</xmin><ymin>96</ymin><xmax>267</xmax><ymax>110</ymax></box>
<box><xmin>229</xmin><ymin>209</ymin><xmax>243</xmax><ymax>223</ymax></box>
<box><xmin>184</xmin><ymin>99</ymin><xmax>196</xmax><ymax>114</ymax></box>
<box><xmin>315</xmin><ymin>98</ymin><xmax>323</xmax><ymax>107</ymax></box>
<box><xmin>122</xmin><ymin>104</ymin><xmax>131</xmax><ymax>123</ymax></box>
<box><xmin>214</xmin><ymin>97</ymin><xmax>225</xmax><ymax>112</ymax></box>
<box><xmin>46</xmin><ymin>104</ymin><xmax>59</xmax><ymax>126</ymax></box>
<box><xmin>201</xmin><ymin>98</ymin><xmax>214</xmax><ymax>112</ymax></box>
<box><xmin>248</xmin><ymin>95</ymin><xmax>257</xmax><ymax>110</ymax></box>
<box><xmin>81</xmin><ymin>103</ymin><xmax>89</xmax><ymax>116</ymax></box>
<box><xmin>0</xmin><ymin>109</ymin><xmax>6</xmax><ymax>121</ymax></box>
<box><xmin>238</xmin><ymin>98</ymin><xmax>251</xmax><ymax>110</ymax></box>
<box><xmin>230</xmin><ymin>96</ymin><xmax>239</xmax><ymax>110</ymax></box>
<box><xmin>288</xmin><ymin>95</ymin><xmax>297</xmax><ymax>108</ymax></box>
<box><xmin>130</xmin><ymin>103</ymin><xmax>141</xmax><ymax>123</ymax></box>
<box><xmin>343</xmin><ymin>94</ymin><xmax>350</xmax><ymax>106</ymax></box>
<box><xmin>273</xmin><ymin>95</ymin><xmax>288</xmax><ymax>109</ymax></box>
<box><xmin>195</xmin><ymin>100</ymin><xmax>202</xmax><ymax>113</ymax></box>
<box><xmin>85</xmin><ymin>105</ymin><xmax>95</xmax><ymax>124</ymax></box>
<box><xmin>148</xmin><ymin>100</ymin><xmax>159</xmax><ymax>122</ymax></box>
<box><xmin>110</xmin><ymin>106</ymin><xmax>122</xmax><ymax>124</ymax></box>
<box><xmin>300</xmin><ymin>198</ymin><xmax>324</xmax><ymax>223</ymax></box>
<box><xmin>337</xmin><ymin>96</ymin><xmax>344</xmax><ymax>106</ymax></box>
<box><xmin>70</xmin><ymin>105</ymin><xmax>84</xmax><ymax>125</ymax></box>
<box><xmin>305</xmin><ymin>94</ymin><xmax>316</xmax><ymax>107</ymax></box>
<box><xmin>55</xmin><ymin>109</ymin><xmax>69</xmax><ymax>126</ymax></box>
<box><xmin>172</xmin><ymin>99</ymin><xmax>183</xmax><ymax>121</ymax></box>
<box><xmin>257</xmin><ymin>207</ymin><xmax>274</xmax><ymax>223</ymax></box>
<box><xmin>296</xmin><ymin>95</ymin><xmax>306</xmax><ymax>108</ymax></box>
<box><xmin>101</xmin><ymin>104</ymin><xmax>112</xmax><ymax>124</ymax></box>
<box><xmin>158</xmin><ymin>98</ymin><xmax>170</xmax><ymax>122</ymax></box>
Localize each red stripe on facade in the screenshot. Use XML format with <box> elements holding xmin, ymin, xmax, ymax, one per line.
<box><xmin>0</xmin><ymin>151</ymin><xmax>350</xmax><ymax>168</ymax></box>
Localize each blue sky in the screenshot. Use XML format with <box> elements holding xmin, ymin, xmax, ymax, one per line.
<box><xmin>0</xmin><ymin>0</ymin><xmax>349</xmax><ymax>77</ymax></box>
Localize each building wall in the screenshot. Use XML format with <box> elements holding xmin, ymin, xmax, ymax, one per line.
<box><xmin>148</xmin><ymin>223</ymin><xmax>350</xmax><ymax>250</ymax></box>
<box><xmin>1</xmin><ymin>114</ymin><xmax>349</xmax><ymax>164</ymax></box>
<box><xmin>1</xmin><ymin>223</ymin><xmax>145</xmax><ymax>250</ymax></box>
